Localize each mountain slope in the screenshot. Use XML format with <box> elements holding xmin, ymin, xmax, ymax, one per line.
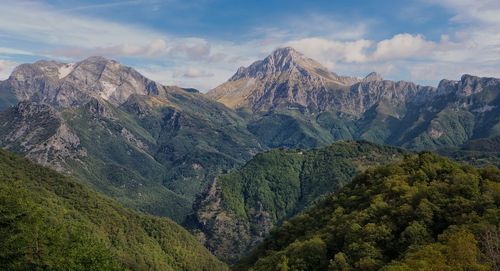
<box><xmin>0</xmin><ymin>148</ymin><xmax>228</xmax><ymax>271</ymax></box>
<box><xmin>189</xmin><ymin>141</ymin><xmax>405</xmax><ymax>263</ymax></box>
<box><xmin>207</xmin><ymin>47</ymin><xmax>500</xmax><ymax>151</ymax></box>
<box><xmin>438</xmin><ymin>135</ymin><xmax>500</xmax><ymax>167</ymax></box>
<box><xmin>235</xmin><ymin>153</ymin><xmax>500</xmax><ymax>271</ymax></box>
<box><xmin>0</xmin><ymin>57</ymin><xmax>262</xmax><ymax>222</ymax></box>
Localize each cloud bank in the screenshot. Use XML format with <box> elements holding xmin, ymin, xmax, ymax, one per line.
<box><xmin>1</xmin><ymin>0</ymin><xmax>500</xmax><ymax>90</ymax></box>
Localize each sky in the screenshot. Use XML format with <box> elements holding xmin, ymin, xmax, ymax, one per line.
<box><xmin>1</xmin><ymin>0</ymin><xmax>500</xmax><ymax>91</ymax></box>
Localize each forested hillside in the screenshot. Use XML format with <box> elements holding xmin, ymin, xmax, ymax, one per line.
<box><xmin>190</xmin><ymin>141</ymin><xmax>405</xmax><ymax>263</ymax></box>
<box><xmin>235</xmin><ymin>153</ymin><xmax>500</xmax><ymax>271</ymax></box>
<box><xmin>0</xmin><ymin>149</ymin><xmax>228</xmax><ymax>270</ymax></box>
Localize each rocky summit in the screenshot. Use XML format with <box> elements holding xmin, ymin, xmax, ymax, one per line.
<box><xmin>207</xmin><ymin>47</ymin><xmax>361</xmax><ymax>113</ymax></box>
<box><xmin>4</xmin><ymin>56</ymin><xmax>165</xmax><ymax>108</ymax></box>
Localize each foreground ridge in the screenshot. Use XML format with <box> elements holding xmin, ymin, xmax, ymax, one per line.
<box><xmin>0</xmin><ymin>149</ymin><xmax>228</xmax><ymax>270</ymax></box>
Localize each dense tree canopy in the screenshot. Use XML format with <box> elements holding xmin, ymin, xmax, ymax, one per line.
<box><xmin>236</xmin><ymin>153</ymin><xmax>500</xmax><ymax>271</ymax></box>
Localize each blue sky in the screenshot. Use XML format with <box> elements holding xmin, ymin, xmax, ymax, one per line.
<box><xmin>1</xmin><ymin>0</ymin><xmax>500</xmax><ymax>90</ymax></box>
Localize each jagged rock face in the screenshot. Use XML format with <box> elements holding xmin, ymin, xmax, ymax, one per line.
<box><xmin>343</xmin><ymin>80</ymin><xmax>437</xmax><ymax>116</ymax></box>
<box><xmin>228</xmin><ymin>47</ymin><xmax>356</xmax><ymax>84</ymax></box>
<box><xmin>191</xmin><ymin>178</ymin><xmax>274</xmax><ymax>264</ymax></box>
<box><xmin>437</xmin><ymin>74</ymin><xmax>500</xmax><ymax>97</ymax></box>
<box><xmin>0</xmin><ymin>102</ymin><xmax>85</xmax><ymax>171</ymax></box>
<box><xmin>363</xmin><ymin>72</ymin><xmax>383</xmax><ymax>82</ymax></box>
<box><xmin>6</xmin><ymin>56</ymin><xmax>162</xmax><ymax>107</ymax></box>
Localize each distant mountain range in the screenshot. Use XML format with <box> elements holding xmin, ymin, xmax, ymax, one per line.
<box><xmin>0</xmin><ymin>47</ymin><xmax>498</xmax><ymax>266</ymax></box>
<box><xmin>209</xmin><ymin>47</ymin><xmax>499</xmax><ymax>151</ymax></box>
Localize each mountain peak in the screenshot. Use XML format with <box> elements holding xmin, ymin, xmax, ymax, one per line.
<box><xmin>81</xmin><ymin>55</ymin><xmax>115</xmax><ymax>63</ymax></box>
<box><xmin>269</xmin><ymin>46</ymin><xmax>302</xmax><ymax>59</ymax></box>
<box><xmin>5</xmin><ymin>56</ymin><xmax>165</xmax><ymax>108</ymax></box>
<box><xmin>208</xmin><ymin>47</ymin><xmax>365</xmax><ymax>111</ymax></box>
<box><xmin>363</xmin><ymin>72</ymin><xmax>383</xmax><ymax>82</ymax></box>
<box><xmin>229</xmin><ymin>47</ymin><xmax>330</xmax><ymax>81</ymax></box>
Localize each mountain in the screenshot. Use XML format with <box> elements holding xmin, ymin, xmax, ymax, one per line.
<box><xmin>234</xmin><ymin>153</ymin><xmax>500</xmax><ymax>271</ymax></box>
<box><xmin>188</xmin><ymin>141</ymin><xmax>406</xmax><ymax>263</ymax></box>
<box><xmin>0</xmin><ymin>56</ymin><xmax>262</xmax><ymax>222</ymax></box>
<box><xmin>1</xmin><ymin>56</ymin><xmax>162</xmax><ymax>108</ymax></box>
<box><xmin>207</xmin><ymin>47</ymin><xmax>362</xmax><ymax>113</ymax></box>
<box><xmin>0</xmin><ymin>148</ymin><xmax>228</xmax><ymax>270</ymax></box>
<box><xmin>207</xmin><ymin>47</ymin><xmax>500</xmax><ymax>151</ymax></box>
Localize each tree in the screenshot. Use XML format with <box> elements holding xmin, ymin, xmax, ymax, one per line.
<box><xmin>479</xmin><ymin>227</ymin><xmax>500</xmax><ymax>271</ymax></box>
<box><xmin>443</xmin><ymin>229</ymin><xmax>487</xmax><ymax>270</ymax></box>
<box><xmin>328</xmin><ymin>253</ymin><xmax>351</xmax><ymax>271</ymax></box>
<box><xmin>277</xmin><ymin>255</ymin><xmax>290</xmax><ymax>271</ymax></box>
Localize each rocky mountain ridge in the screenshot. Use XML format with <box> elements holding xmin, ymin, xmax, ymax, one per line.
<box><xmin>0</xmin><ymin>56</ymin><xmax>263</xmax><ymax>222</ymax></box>
<box><xmin>6</xmin><ymin>56</ymin><xmax>174</xmax><ymax>108</ymax></box>
<box><xmin>208</xmin><ymin>47</ymin><xmax>499</xmax><ymax>151</ymax></box>
<box><xmin>207</xmin><ymin>47</ymin><xmax>442</xmax><ymax>115</ymax></box>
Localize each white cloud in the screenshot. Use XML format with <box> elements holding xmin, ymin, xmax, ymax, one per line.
<box><xmin>0</xmin><ymin>60</ymin><xmax>18</xmax><ymax>80</ymax></box>
<box><xmin>174</xmin><ymin>67</ymin><xmax>214</xmax><ymax>78</ymax></box>
<box><xmin>410</xmin><ymin>0</ymin><xmax>500</xmax><ymax>81</ymax></box>
<box><xmin>428</xmin><ymin>0</ymin><xmax>500</xmax><ymax>25</ymax></box>
<box><xmin>287</xmin><ymin>38</ymin><xmax>372</xmax><ymax>67</ymax></box>
<box><xmin>168</xmin><ymin>38</ymin><xmax>212</xmax><ymax>60</ymax></box>
<box><xmin>0</xmin><ymin>47</ymin><xmax>34</xmax><ymax>56</ymax></box>
<box><xmin>0</xmin><ymin>1</ymin><xmax>216</xmax><ymax>60</ymax></box>
<box><xmin>0</xmin><ymin>1</ymin><xmax>163</xmax><ymax>50</ymax></box>
<box><xmin>409</xmin><ymin>61</ymin><xmax>500</xmax><ymax>82</ymax></box>
<box><xmin>284</xmin><ymin>34</ymin><xmax>440</xmax><ymax>69</ymax></box>
<box><xmin>371</xmin><ymin>34</ymin><xmax>436</xmax><ymax>61</ymax></box>
<box><xmin>138</xmin><ymin>65</ymin><xmax>232</xmax><ymax>91</ymax></box>
<box><xmin>2</xmin><ymin>0</ymin><xmax>500</xmax><ymax>90</ymax></box>
<box><xmin>48</xmin><ymin>39</ymin><xmax>169</xmax><ymax>58</ymax></box>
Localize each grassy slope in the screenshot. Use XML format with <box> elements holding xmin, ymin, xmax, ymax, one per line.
<box><xmin>0</xmin><ymin>148</ymin><xmax>228</xmax><ymax>271</ymax></box>
<box><xmin>235</xmin><ymin>153</ymin><xmax>500</xmax><ymax>271</ymax></box>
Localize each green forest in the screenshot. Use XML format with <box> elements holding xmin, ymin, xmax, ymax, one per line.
<box><xmin>188</xmin><ymin>141</ymin><xmax>406</xmax><ymax>263</ymax></box>
<box><xmin>235</xmin><ymin>153</ymin><xmax>500</xmax><ymax>271</ymax></box>
<box><xmin>0</xmin><ymin>149</ymin><xmax>228</xmax><ymax>270</ymax></box>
